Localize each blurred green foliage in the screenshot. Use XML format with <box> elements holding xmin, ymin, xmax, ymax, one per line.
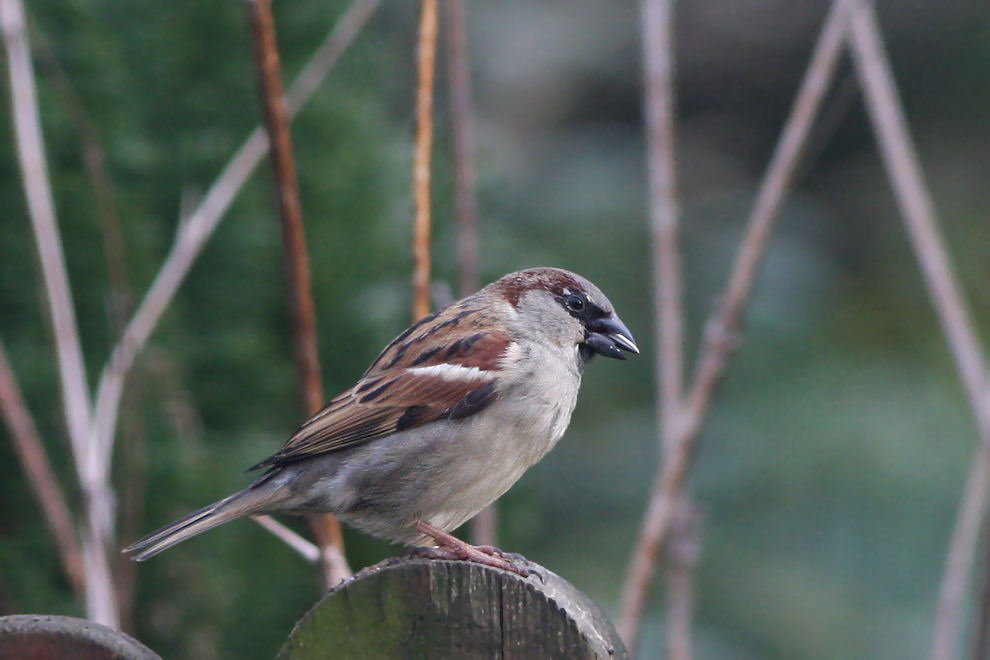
<box><xmin>2</xmin><ymin>1</ymin><xmax>989</xmax><ymax>658</ymax></box>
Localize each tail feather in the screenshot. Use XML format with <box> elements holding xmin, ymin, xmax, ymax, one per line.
<box><xmin>123</xmin><ymin>479</ymin><xmax>284</xmax><ymax>561</ymax></box>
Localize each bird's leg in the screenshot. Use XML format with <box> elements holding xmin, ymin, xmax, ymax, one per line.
<box><xmin>412</xmin><ymin>520</ymin><xmax>530</xmax><ymax>577</ymax></box>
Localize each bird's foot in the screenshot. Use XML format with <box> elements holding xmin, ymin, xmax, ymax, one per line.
<box><xmin>412</xmin><ymin>544</ymin><xmax>530</xmax><ymax>577</ymax></box>
<box><xmin>474</xmin><ymin>545</ymin><xmax>526</xmax><ymax>562</ymax></box>
<box><xmin>473</xmin><ymin>545</ymin><xmax>540</xmax><ymax>579</ymax></box>
<box><xmin>413</xmin><ymin>520</ymin><xmax>533</xmax><ymax>578</ymax></box>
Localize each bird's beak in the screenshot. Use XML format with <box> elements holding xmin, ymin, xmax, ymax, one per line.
<box><xmin>583</xmin><ymin>314</ymin><xmax>640</xmax><ymax>360</ymax></box>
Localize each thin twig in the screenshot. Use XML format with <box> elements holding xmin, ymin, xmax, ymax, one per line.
<box><xmin>0</xmin><ymin>337</ymin><xmax>85</xmax><ymax>596</ymax></box>
<box><xmin>412</xmin><ymin>0</ymin><xmax>438</xmax><ymax>321</ymax></box>
<box><xmin>31</xmin><ymin>23</ymin><xmax>145</xmax><ymax>626</ymax></box>
<box><xmin>113</xmin><ymin>375</ymin><xmax>144</xmax><ymax>633</ymax></box>
<box><xmin>444</xmin><ymin>0</ymin><xmax>493</xmax><ymax>548</ymax></box>
<box><xmin>30</xmin><ymin>22</ymin><xmax>132</xmax><ymax>328</ymax></box>
<box><xmin>251</xmin><ymin>515</ymin><xmax>320</xmax><ymax>563</ymax></box>
<box><xmin>1</xmin><ymin>0</ymin><xmax>119</xmax><ymax>627</ymax></box>
<box><xmin>89</xmin><ymin>0</ymin><xmax>380</xmax><ymax>489</ymax></box>
<box><xmin>846</xmin><ymin>1</ymin><xmax>988</xmax><ymax>431</ymax></box>
<box><xmin>665</xmin><ymin>502</ymin><xmax>702</xmax><ymax>660</ymax></box>
<box><xmin>0</xmin><ymin>0</ymin><xmax>91</xmax><ymax>490</ymax></box>
<box><xmin>970</xmin><ymin>462</ymin><xmax>990</xmax><ymax>660</ymax></box>
<box><xmin>842</xmin><ymin>3</ymin><xmax>990</xmax><ymax>658</ymax></box>
<box><xmin>618</xmin><ymin>0</ymin><xmax>851</xmax><ymax>645</ymax></box>
<box><xmin>638</xmin><ymin>0</ymin><xmax>696</xmax><ymax>655</ymax></box>
<box><xmin>470</xmin><ymin>504</ymin><xmax>498</xmax><ymax>548</ymax></box>
<box><xmin>446</xmin><ymin>0</ymin><xmax>479</xmax><ymax>299</ymax></box>
<box><xmin>642</xmin><ymin>0</ymin><xmax>683</xmax><ymax>458</ymax></box>
<box><xmin>246</xmin><ymin>0</ymin><xmax>322</xmax><ymax>416</ymax></box>
<box><xmin>245</xmin><ymin>0</ymin><xmax>350</xmax><ymax>588</ymax></box>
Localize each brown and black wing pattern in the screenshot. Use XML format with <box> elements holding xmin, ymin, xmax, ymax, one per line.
<box><xmin>250</xmin><ymin>303</ymin><xmax>512</xmax><ymax>471</ymax></box>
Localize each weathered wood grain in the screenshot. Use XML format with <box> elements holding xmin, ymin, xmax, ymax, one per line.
<box><xmin>278</xmin><ymin>556</ymin><xmax>627</xmax><ymax>659</ymax></box>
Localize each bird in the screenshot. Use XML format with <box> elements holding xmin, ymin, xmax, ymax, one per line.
<box><xmin>123</xmin><ymin>267</ymin><xmax>638</xmax><ymax>575</ymax></box>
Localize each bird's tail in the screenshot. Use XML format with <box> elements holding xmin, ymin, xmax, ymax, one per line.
<box><xmin>123</xmin><ymin>475</ymin><xmax>286</xmax><ymax>561</ymax></box>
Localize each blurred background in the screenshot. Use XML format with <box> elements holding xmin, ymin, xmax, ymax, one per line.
<box><xmin>2</xmin><ymin>0</ymin><xmax>989</xmax><ymax>657</ymax></box>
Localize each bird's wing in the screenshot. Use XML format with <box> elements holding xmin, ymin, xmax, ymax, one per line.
<box><xmin>250</xmin><ymin>305</ymin><xmax>513</xmax><ymax>471</ymax></box>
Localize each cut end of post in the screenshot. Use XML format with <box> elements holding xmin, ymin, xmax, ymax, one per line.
<box><xmin>278</xmin><ymin>555</ymin><xmax>627</xmax><ymax>659</ymax></box>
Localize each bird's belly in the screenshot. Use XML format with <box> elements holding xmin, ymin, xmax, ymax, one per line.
<box><xmin>417</xmin><ymin>380</ymin><xmax>579</xmax><ymax>536</ymax></box>
<box><xmin>299</xmin><ymin>361</ymin><xmax>581</xmax><ymax>545</ymax></box>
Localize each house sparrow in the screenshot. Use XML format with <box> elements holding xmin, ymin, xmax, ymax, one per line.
<box><xmin>124</xmin><ymin>267</ymin><xmax>638</xmax><ymax>575</ymax></box>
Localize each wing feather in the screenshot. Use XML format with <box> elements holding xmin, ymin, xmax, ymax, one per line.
<box><xmin>250</xmin><ymin>304</ymin><xmax>513</xmax><ymax>471</ymax></box>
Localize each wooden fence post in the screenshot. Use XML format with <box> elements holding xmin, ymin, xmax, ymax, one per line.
<box><xmin>0</xmin><ymin>614</ymin><xmax>160</xmax><ymax>659</ymax></box>
<box><xmin>278</xmin><ymin>556</ymin><xmax>627</xmax><ymax>659</ymax></box>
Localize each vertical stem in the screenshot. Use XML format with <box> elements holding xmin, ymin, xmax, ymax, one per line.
<box><xmin>1</xmin><ymin>0</ymin><xmax>118</xmax><ymax>627</ymax></box>
<box><xmin>618</xmin><ymin>0</ymin><xmax>850</xmax><ymax>647</ymax></box>
<box><xmin>30</xmin><ymin>25</ymin><xmax>133</xmax><ymax>326</ymax></box>
<box><xmin>32</xmin><ymin>28</ymin><xmax>144</xmax><ymax>627</ymax></box>
<box><xmin>245</xmin><ymin>0</ymin><xmax>349</xmax><ymax>587</ymax></box>
<box><xmin>412</xmin><ymin>0</ymin><xmax>438</xmax><ymax>321</ymax></box>
<box><xmin>0</xmin><ymin>338</ymin><xmax>85</xmax><ymax>597</ymax></box>
<box><xmin>444</xmin><ymin>0</ymin><xmax>493</xmax><ymax>547</ymax></box>
<box><xmin>842</xmin><ymin>5</ymin><xmax>990</xmax><ymax>658</ymax></box>
<box><xmin>642</xmin><ymin>0</ymin><xmax>683</xmax><ymax>457</ymax></box>
<box><xmin>246</xmin><ymin>0</ymin><xmax>321</xmax><ymax>417</ymax></box>
<box><xmin>640</xmin><ymin>0</ymin><xmax>698</xmax><ymax>655</ymax></box>
<box><xmin>665</xmin><ymin>503</ymin><xmax>702</xmax><ymax>660</ymax></box>
<box><xmin>0</xmin><ymin>0</ymin><xmax>91</xmax><ymax>485</ymax></box>
<box><xmin>970</xmin><ymin>467</ymin><xmax>990</xmax><ymax>660</ymax></box>
<box><xmin>89</xmin><ymin>0</ymin><xmax>380</xmax><ymax>478</ymax></box>
<box><xmin>446</xmin><ymin>0</ymin><xmax>479</xmax><ymax>299</ymax></box>
<box><xmin>845</xmin><ymin>0</ymin><xmax>988</xmax><ymax>431</ymax></box>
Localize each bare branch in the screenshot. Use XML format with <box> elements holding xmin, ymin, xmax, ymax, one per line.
<box><xmin>1</xmin><ymin>0</ymin><xmax>120</xmax><ymax>627</ymax></box>
<box><xmin>0</xmin><ymin>0</ymin><xmax>91</xmax><ymax>481</ymax></box>
<box><xmin>443</xmin><ymin>0</ymin><xmax>494</xmax><ymax>549</ymax></box>
<box><xmin>642</xmin><ymin>0</ymin><xmax>683</xmax><ymax>457</ymax></box>
<box><xmin>971</xmin><ymin>489</ymin><xmax>990</xmax><ymax>660</ymax></box>
<box><xmin>29</xmin><ymin>22</ymin><xmax>133</xmax><ymax>332</ymax></box>
<box><xmin>638</xmin><ymin>0</ymin><xmax>696</xmax><ymax>655</ymax></box>
<box><xmin>3</xmin><ymin>0</ymin><xmax>379</xmax><ymax>624</ymax></box>
<box><xmin>0</xmin><ymin>337</ymin><xmax>85</xmax><ymax>597</ymax></box>
<box><xmin>412</xmin><ymin>0</ymin><xmax>438</xmax><ymax>321</ymax></box>
<box><xmin>245</xmin><ymin>0</ymin><xmax>350</xmax><ymax>587</ymax></box>
<box><xmin>90</xmin><ymin>0</ymin><xmax>381</xmax><ymax>480</ymax></box>
<box><xmin>303</xmin><ymin>514</ymin><xmax>352</xmax><ymax>586</ymax></box>
<box><xmin>29</xmin><ymin>28</ymin><xmax>146</xmax><ymax>623</ymax></box>
<box><xmin>939</xmin><ymin>456</ymin><xmax>990</xmax><ymax>660</ymax></box>
<box><xmin>665</xmin><ymin>502</ymin><xmax>702</xmax><ymax>660</ymax></box>
<box><xmin>446</xmin><ymin>0</ymin><xmax>480</xmax><ymax>299</ymax></box>
<box><xmin>618</xmin><ymin>0</ymin><xmax>851</xmax><ymax>645</ymax></box>
<box><xmin>841</xmin><ymin>3</ymin><xmax>990</xmax><ymax>658</ymax></box>
<box><xmin>846</xmin><ymin>1</ymin><xmax>989</xmax><ymax>430</ymax></box>
<box><xmin>246</xmin><ymin>0</ymin><xmax>321</xmax><ymax>417</ymax></box>
<box><xmin>251</xmin><ymin>516</ymin><xmax>320</xmax><ymax>564</ymax></box>
<box><xmin>284</xmin><ymin>0</ymin><xmax>380</xmax><ymax>118</ymax></box>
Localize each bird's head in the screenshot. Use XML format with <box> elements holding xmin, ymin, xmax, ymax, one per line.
<box><xmin>491</xmin><ymin>268</ymin><xmax>639</xmax><ymax>363</ymax></box>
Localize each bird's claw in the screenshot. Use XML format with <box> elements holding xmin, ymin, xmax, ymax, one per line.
<box><xmin>411</xmin><ymin>543</ymin><xmax>536</xmax><ymax>579</ymax></box>
<box><xmin>474</xmin><ymin>545</ymin><xmax>525</xmax><ymax>562</ymax></box>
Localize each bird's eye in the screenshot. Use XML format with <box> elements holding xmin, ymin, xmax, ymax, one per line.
<box><xmin>564</xmin><ymin>293</ymin><xmax>585</xmax><ymax>312</ymax></box>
